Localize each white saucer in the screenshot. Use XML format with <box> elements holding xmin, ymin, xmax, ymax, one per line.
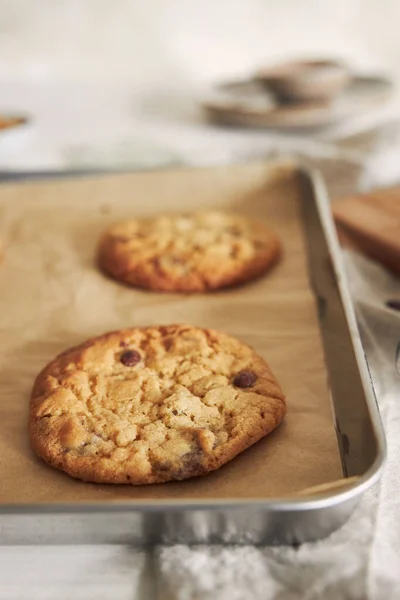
<box><xmin>202</xmin><ymin>75</ymin><xmax>394</xmax><ymax>130</ymax></box>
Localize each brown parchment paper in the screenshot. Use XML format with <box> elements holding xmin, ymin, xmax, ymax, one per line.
<box><xmin>0</xmin><ymin>162</ymin><xmax>343</xmax><ymax>504</ymax></box>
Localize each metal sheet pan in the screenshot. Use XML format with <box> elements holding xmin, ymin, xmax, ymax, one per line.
<box><xmin>0</xmin><ymin>161</ymin><xmax>386</xmax><ymax>545</ymax></box>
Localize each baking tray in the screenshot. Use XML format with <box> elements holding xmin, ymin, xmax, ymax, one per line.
<box><xmin>0</xmin><ymin>161</ymin><xmax>385</xmax><ymax>545</ymax></box>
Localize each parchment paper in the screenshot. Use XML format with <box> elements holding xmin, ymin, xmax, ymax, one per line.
<box><xmin>0</xmin><ymin>162</ymin><xmax>343</xmax><ymax>504</ymax></box>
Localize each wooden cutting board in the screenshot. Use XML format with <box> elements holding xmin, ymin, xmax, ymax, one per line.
<box><xmin>333</xmin><ymin>186</ymin><xmax>400</xmax><ymax>275</ymax></box>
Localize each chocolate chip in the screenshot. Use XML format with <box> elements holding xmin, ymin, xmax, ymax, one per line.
<box><xmin>120</xmin><ymin>349</ymin><xmax>141</xmax><ymax>366</ymax></box>
<box><xmin>386</xmin><ymin>299</ymin><xmax>400</xmax><ymax>312</ymax></box>
<box><xmin>233</xmin><ymin>370</ymin><xmax>257</xmax><ymax>388</ymax></box>
<box><xmin>175</xmin><ymin>448</ymin><xmax>207</xmax><ymax>480</ymax></box>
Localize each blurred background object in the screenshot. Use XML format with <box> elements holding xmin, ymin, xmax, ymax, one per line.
<box><xmin>255</xmin><ymin>58</ymin><xmax>351</xmax><ymax>103</ymax></box>
<box><xmin>334</xmin><ymin>187</ymin><xmax>400</xmax><ymax>275</ymax></box>
<box><xmin>202</xmin><ymin>71</ymin><xmax>393</xmax><ymax>130</ymax></box>
<box><xmin>0</xmin><ymin>0</ymin><xmax>399</xmax><ymax>173</ymax></box>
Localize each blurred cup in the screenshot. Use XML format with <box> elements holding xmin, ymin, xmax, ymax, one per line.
<box><xmin>255</xmin><ymin>58</ymin><xmax>350</xmax><ymax>103</ymax></box>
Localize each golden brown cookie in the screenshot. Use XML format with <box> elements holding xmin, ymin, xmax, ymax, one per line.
<box><xmin>98</xmin><ymin>211</ymin><xmax>281</xmax><ymax>292</ymax></box>
<box><xmin>30</xmin><ymin>325</ymin><xmax>286</xmax><ymax>484</ymax></box>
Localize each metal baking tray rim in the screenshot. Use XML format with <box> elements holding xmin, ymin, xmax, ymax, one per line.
<box><xmin>0</xmin><ymin>467</ymin><xmax>383</xmax><ymax>514</ymax></box>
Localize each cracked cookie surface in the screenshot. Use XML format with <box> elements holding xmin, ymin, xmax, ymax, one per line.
<box><xmin>30</xmin><ymin>325</ymin><xmax>286</xmax><ymax>484</ymax></box>
<box><xmin>98</xmin><ymin>211</ymin><xmax>281</xmax><ymax>292</ymax></box>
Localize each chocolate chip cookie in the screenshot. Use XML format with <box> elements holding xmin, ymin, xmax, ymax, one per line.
<box><xmin>30</xmin><ymin>325</ymin><xmax>286</xmax><ymax>484</ymax></box>
<box><xmin>98</xmin><ymin>211</ymin><xmax>281</xmax><ymax>292</ymax></box>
